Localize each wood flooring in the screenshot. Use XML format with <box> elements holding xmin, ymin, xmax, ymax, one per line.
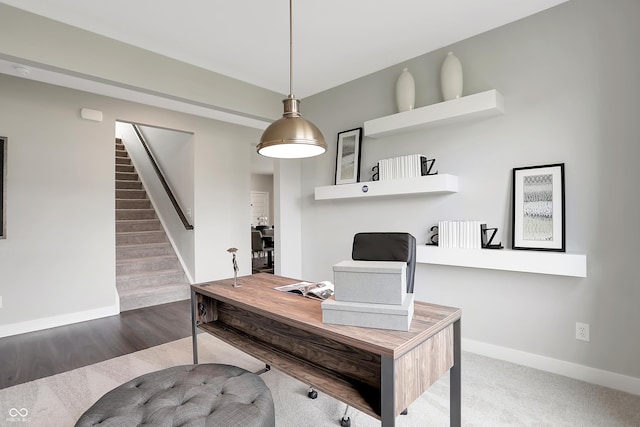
<box><xmin>0</xmin><ymin>299</ymin><xmax>192</xmax><ymax>389</ymax></box>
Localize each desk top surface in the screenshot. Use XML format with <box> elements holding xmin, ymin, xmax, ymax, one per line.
<box><xmin>193</xmin><ymin>273</ymin><xmax>460</xmax><ymax>359</ymax></box>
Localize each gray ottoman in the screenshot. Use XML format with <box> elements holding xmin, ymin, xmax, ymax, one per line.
<box><xmin>75</xmin><ymin>364</ymin><xmax>275</xmax><ymax>427</ymax></box>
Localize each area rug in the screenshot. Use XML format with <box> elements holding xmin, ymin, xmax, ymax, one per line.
<box><xmin>1</xmin><ymin>333</ymin><xmax>638</xmax><ymax>426</ymax></box>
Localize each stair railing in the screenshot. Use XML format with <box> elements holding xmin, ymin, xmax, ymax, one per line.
<box><xmin>132</xmin><ymin>124</ymin><xmax>194</xmax><ymax>230</ymax></box>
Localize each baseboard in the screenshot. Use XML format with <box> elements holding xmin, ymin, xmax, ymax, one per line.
<box><xmin>463</xmin><ymin>338</ymin><xmax>640</xmax><ymax>396</ymax></box>
<box><xmin>0</xmin><ymin>304</ymin><xmax>119</xmax><ymax>339</ymax></box>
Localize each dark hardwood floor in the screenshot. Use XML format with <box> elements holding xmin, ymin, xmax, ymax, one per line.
<box><xmin>252</xmin><ymin>254</ymin><xmax>274</xmax><ymax>274</ymax></box>
<box><xmin>0</xmin><ymin>299</ymin><xmax>193</xmax><ymax>390</ymax></box>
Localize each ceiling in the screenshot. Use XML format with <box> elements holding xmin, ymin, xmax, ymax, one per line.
<box><xmin>1</xmin><ymin>0</ymin><xmax>567</xmax><ymax>99</ymax></box>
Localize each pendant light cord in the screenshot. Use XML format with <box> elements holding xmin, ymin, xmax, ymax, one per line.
<box><xmin>289</xmin><ymin>0</ymin><xmax>293</xmax><ymax>97</ymax></box>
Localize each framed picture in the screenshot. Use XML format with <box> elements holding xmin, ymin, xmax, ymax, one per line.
<box><xmin>512</xmin><ymin>163</ymin><xmax>565</xmax><ymax>251</ymax></box>
<box><xmin>1</xmin><ymin>136</ymin><xmax>6</xmax><ymax>239</ymax></box>
<box><xmin>335</xmin><ymin>128</ymin><xmax>362</xmax><ymax>185</ymax></box>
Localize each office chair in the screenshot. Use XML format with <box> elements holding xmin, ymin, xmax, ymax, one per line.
<box><xmin>351</xmin><ymin>232</ymin><xmax>416</xmax><ymax>293</ymax></box>
<box><xmin>251</xmin><ymin>230</ymin><xmax>274</xmax><ymax>268</ymax></box>
<box><xmin>251</xmin><ymin>230</ymin><xmax>265</xmax><ymax>258</ymax></box>
<box><xmin>310</xmin><ymin>232</ymin><xmax>417</xmax><ymax>426</ymax></box>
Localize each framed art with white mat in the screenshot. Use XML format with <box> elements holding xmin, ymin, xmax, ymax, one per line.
<box><xmin>334</xmin><ymin>128</ymin><xmax>362</xmax><ymax>185</ymax></box>
<box><xmin>512</xmin><ymin>163</ymin><xmax>565</xmax><ymax>251</ymax></box>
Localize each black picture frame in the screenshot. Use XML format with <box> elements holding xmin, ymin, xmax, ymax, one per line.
<box><xmin>334</xmin><ymin>128</ymin><xmax>362</xmax><ymax>185</ymax></box>
<box><xmin>1</xmin><ymin>136</ymin><xmax>6</xmax><ymax>239</ymax></box>
<box><xmin>512</xmin><ymin>163</ymin><xmax>565</xmax><ymax>251</ymax></box>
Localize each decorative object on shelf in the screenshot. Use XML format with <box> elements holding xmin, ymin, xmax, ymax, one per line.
<box><xmin>395</xmin><ymin>68</ymin><xmax>415</xmax><ymax>113</ymax></box>
<box><xmin>426</xmin><ymin>225</ymin><xmax>439</xmax><ymax>246</ymax></box>
<box><xmin>438</xmin><ymin>220</ymin><xmax>484</xmax><ymax>249</ymax></box>
<box><xmin>227</xmin><ymin>247</ymin><xmax>240</xmax><ymax>287</ymax></box>
<box><xmin>512</xmin><ymin>163</ymin><xmax>565</xmax><ymax>251</ymax></box>
<box><xmin>440</xmin><ymin>51</ymin><xmax>463</xmax><ymax>101</ymax></box>
<box><xmin>335</xmin><ymin>128</ymin><xmax>362</xmax><ymax>185</ymax></box>
<box><xmin>371</xmin><ymin>164</ymin><xmax>379</xmax><ymax>181</ymax></box>
<box><xmin>480</xmin><ymin>224</ymin><xmax>503</xmax><ymax>249</ymax></box>
<box><xmin>375</xmin><ymin>154</ymin><xmax>436</xmax><ymax>180</ymax></box>
<box><xmin>256</xmin><ymin>0</ymin><xmax>326</xmax><ymax>159</ymax></box>
<box><xmin>422</xmin><ymin>158</ymin><xmax>438</xmax><ymax>175</ymax></box>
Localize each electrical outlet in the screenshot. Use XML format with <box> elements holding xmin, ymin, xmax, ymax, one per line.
<box><xmin>576</xmin><ymin>322</ymin><xmax>590</xmax><ymax>342</ymax></box>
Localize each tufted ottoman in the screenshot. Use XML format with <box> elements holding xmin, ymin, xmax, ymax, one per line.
<box><xmin>75</xmin><ymin>364</ymin><xmax>275</xmax><ymax>427</ymax></box>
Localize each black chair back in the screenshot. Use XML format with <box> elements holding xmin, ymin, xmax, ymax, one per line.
<box><xmin>351</xmin><ymin>232</ymin><xmax>416</xmax><ymax>293</ymax></box>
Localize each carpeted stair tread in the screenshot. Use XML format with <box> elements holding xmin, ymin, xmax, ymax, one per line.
<box><xmin>116</xmin><ymin>189</ymin><xmax>147</xmax><ymax>199</ymax></box>
<box><xmin>117</xmin><ymin>282</ymin><xmax>190</xmax><ymax>298</ymax></box>
<box><xmin>116</xmin><ymin>254</ymin><xmax>177</xmax><ymax>265</ymax></box>
<box><xmin>116</xmin><ymin>243</ymin><xmax>175</xmax><ymax>261</ymax></box>
<box><xmin>116</xmin><ymin>200</ymin><xmax>151</xmax><ymax>210</ymax></box>
<box><xmin>116</xmin><ymin>268</ymin><xmax>184</xmax><ymax>283</ymax></box>
<box><xmin>116</xmin><ymin>241</ymin><xmax>171</xmax><ymax>249</ymax></box>
<box><xmin>115</xmin><ymin>180</ymin><xmax>142</xmax><ymax>189</ymax></box>
<box><xmin>116</xmin><ymin>233</ymin><xmax>168</xmax><ymax>245</ymax></box>
<box><xmin>116</xmin><ymin>219</ymin><xmax>162</xmax><ymax>232</ymax></box>
<box><xmin>118</xmin><ymin>284</ymin><xmax>190</xmax><ymax>311</ymax></box>
<box><xmin>116</xmin><ymin>255</ymin><xmax>182</xmax><ymax>275</ymax></box>
<box><xmin>116</xmin><ymin>209</ymin><xmax>156</xmax><ymax>219</ymax></box>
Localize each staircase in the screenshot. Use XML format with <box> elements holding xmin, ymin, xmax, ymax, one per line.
<box><xmin>115</xmin><ymin>138</ymin><xmax>190</xmax><ymax>311</ymax></box>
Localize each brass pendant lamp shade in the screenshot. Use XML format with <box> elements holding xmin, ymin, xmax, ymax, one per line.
<box><xmin>257</xmin><ymin>0</ymin><xmax>326</xmax><ymax>159</ymax></box>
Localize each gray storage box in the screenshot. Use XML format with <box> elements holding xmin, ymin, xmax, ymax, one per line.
<box><xmin>333</xmin><ymin>260</ymin><xmax>406</xmax><ymax>305</ymax></box>
<box><xmin>321</xmin><ymin>294</ymin><xmax>414</xmax><ymax>331</ymax></box>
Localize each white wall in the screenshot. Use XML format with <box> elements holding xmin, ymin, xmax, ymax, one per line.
<box><xmin>274</xmin><ymin>160</ymin><xmax>303</xmax><ymax>279</ymax></box>
<box><xmin>301</xmin><ymin>0</ymin><xmax>640</xmax><ymax>391</ymax></box>
<box><xmin>138</xmin><ymin>124</ymin><xmax>195</xmax><ymax>222</ymax></box>
<box><xmin>0</xmin><ymin>74</ymin><xmax>259</xmax><ymax>337</ymax></box>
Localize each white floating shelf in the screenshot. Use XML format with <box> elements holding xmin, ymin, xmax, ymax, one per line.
<box><xmin>416</xmin><ymin>245</ymin><xmax>587</xmax><ymax>277</ymax></box>
<box><xmin>364</xmin><ymin>89</ymin><xmax>504</xmax><ymax>139</ymax></box>
<box><xmin>314</xmin><ymin>174</ymin><xmax>458</xmax><ymax>200</ymax></box>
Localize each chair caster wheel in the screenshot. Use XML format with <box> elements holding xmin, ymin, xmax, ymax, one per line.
<box><xmin>340</xmin><ymin>416</ymin><xmax>351</xmax><ymax>427</ymax></box>
<box><xmin>307</xmin><ymin>390</ymin><xmax>318</xmax><ymax>399</ymax></box>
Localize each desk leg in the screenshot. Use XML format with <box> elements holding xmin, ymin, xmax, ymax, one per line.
<box><xmin>381</xmin><ymin>356</ymin><xmax>396</xmax><ymax>427</ymax></box>
<box><xmin>450</xmin><ymin>319</ymin><xmax>461</xmax><ymax>427</ymax></box>
<box><xmin>191</xmin><ymin>289</ymin><xmax>199</xmax><ymax>364</ymax></box>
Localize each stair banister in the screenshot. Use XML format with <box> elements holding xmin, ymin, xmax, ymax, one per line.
<box><xmin>132</xmin><ymin>124</ymin><xmax>194</xmax><ymax>230</ymax></box>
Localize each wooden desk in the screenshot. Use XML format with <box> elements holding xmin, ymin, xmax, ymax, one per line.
<box><xmin>191</xmin><ymin>273</ymin><xmax>461</xmax><ymax>426</ymax></box>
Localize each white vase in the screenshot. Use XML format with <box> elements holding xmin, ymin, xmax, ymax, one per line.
<box><xmin>396</xmin><ymin>68</ymin><xmax>415</xmax><ymax>112</ymax></box>
<box><xmin>440</xmin><ymin>51</ymin><xmax>463</xmax><ymax>101</ymax></box>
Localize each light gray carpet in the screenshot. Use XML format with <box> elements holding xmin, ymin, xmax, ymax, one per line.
<box><xmin>1</xmin><ymin>333</ymin><xmax>638</xmax><ymax>426</ymax></box>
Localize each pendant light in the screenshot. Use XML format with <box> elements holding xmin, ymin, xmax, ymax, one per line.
<box><xmin>257</xmin><ymin>0</ymin><xmax>327</xmax><ymax>158</ymax></box>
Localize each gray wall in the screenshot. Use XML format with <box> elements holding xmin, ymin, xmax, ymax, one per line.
<box><xmin>0</xmin><ymin>74</ymin><xmax>260</xmax><ymax>336</ymax></box>
<box><xmin>0</xmin><ymin>3</ymin><xmax>282</xmax><ymax>122</ymax></box>
<box><xmin>302</xmin><ymin>0</ymin><xmax>640</xmax><ymax>386</ymax></box>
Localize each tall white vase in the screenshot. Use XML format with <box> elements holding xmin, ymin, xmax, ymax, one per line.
<box><xmin>440</xmin><ymin>52</ymin><xmax>463</xmax><ymax>101</ymax></box>
<box><xmin>396</xmin><ymin>68</ymin><xmax>415</xmax><ymax>112</ymax></box>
